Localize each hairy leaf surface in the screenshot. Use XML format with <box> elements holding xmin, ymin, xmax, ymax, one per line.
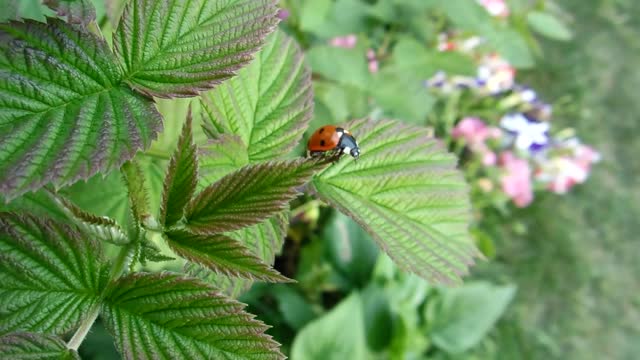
<box><xmin>102</xmin><ymin>272</ymin><xmax>284</xmax><ymax>360</ymax></box>
<box><xmin>312</xmin><ymin>118</ymin><xmax>480</xmax><ymax>284</ymax></box>
<box><xmin>0</xmin><ymin>213</ymin><xmax>108</xmax><ymax>335</ymax></box>
<box><xmin>0</xmin><ymin>18</ymin><xmax>162</xmax><ymax>200</ymax></box>
<box><xmin>165</xmin><ymin>230</ymin><xmax>289</xmax><ymax>282</ymax></box>
<box><xmin>200</xmin><ymin>30</ymin><xmax>313</xmax><ymax>161</ymax></box>
<box><xmin>185</xmin><ymin>212</ymin><xmax>288</xmax><ymax>297</ymax></box>
<box><xmin>160</xmin><ymin>109</ymin><xmax>198</xmax><ymax>227</ymax></box>
<box><xmin>121</xmin><ymin>161</ymin><xmax>151</xmax><ymax>224</ymax></box>
<box><xmin>186</xmin><ymin>159</ymin><xmax>323</xmax><ymax>235</ymax></box>
<box><xmin>114</xmin><ymin>0</ymin><xmax>279</xmax><ymax>97</ymax></box>
<box><xmin>55</xmin><ymin>193</ymin><xmax>129</xmax><ymax>245</ymax></box>
<box><xmin>0</xmin><ymin>332</ymin><xmax>80</xmax><ymax>360</ymax></box>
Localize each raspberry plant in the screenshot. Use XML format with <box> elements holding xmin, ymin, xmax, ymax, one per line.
<box><xmin>0</xmin><ymin>0</ymin><xmax>480</xmax><ymax>358</ymax></box>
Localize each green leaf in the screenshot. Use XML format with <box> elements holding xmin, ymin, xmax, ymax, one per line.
<box><xmin>484</xmin><ymin>28</ymin><xmax>535</xmax><ymax>69</ymax></box>
<box><xmin>0</xmin><ymin>332</ymin><xmax>80</xmax><ymax>360</ymax></box>
<box><xmin>0</xmin><ymin>0</ymin><xmax>51</xmax><ymax>22</ymax></box>
<box><xmin>160</xmin><ymin>108</ymin><xmax>198</xmax><ymax>227</ymax></box>
<box><xmin>0</xmin><ymin>190</ymin><xmax>68</xmax><ymax>222</ymax></box>
<box><xmin>313</xmin><ymin>81</ymin><xmax>369</xmax><ymax>122</ymax></box>
<box><xmin>44</xmin><ymin>0</ymin><xmax>96</xmax><ymax>25</ymax></box>
<box><xmin>307</xmin><ymin>44</ymin><xmax>371</xmax><ymax>90</ymax></box>
<box><xmin>302</xmin><ymin>0</ymin><xmax>370</xmax><ymax>39</ymax></box>
<box><xmin>0</xmin><ymin>18</ymin><xmax>162</xmax><ymax>200</ymax></box>
<box><xmin>311</xmin><ymin>118</ymin><xmax>480</xmax><ymax>285</ymax></box>
<box><xmin>270</xmin><ymin>284</ymin><xmax>317</xmax><ymax>331</ymax></box>
<box><xmin>54</xmin><ymin>192</ymin><xmax>129</xmax><ymax>245</ymax></box>
<box><xmin>165</xmin><ymin>229</ymin><xmax>289</xmax><ymax>282</ymax></box>
<box><xmin>298</xmin><ymin>0</ymin><xmax>332</xmax><ymax>33</ymax></box>
<box><xmin>113</xmin><ymin>0</ymin><xmax>279</xmax><ymax>98</ymax></box>
<box><xmin>392</xmin><ymin>36</ymin><xmax>476</xmax><ymax>76</ymax></box>
<box><xmin>361</xmin><ymin>284</ymin><xmax>393</xmax><ymax>351</ymax></box>
<box><xmin>199</xmin><ymin>135</ymin><xmax>250</xmax><ymax>187</ymax></box>
<box><xmin>102</xmin><ymin>272</ymin><xmax>284</xmax><ymax>360</ymax></box>
<box><xmin>139</xmin><ymin>239</ymin><xmax>174</xmax><ymax>264</ymax></box>
<box><xmin>186</xmin><ymin>212</ymin><xmax>289</xmax><ymax>297</ymax></box>
<box><xmin>527</xmin><ymin>11</ymin><xmax>573</xmax><ymax>41</ymax></box>
<box><xmin>435</xmin><ymin>0</ymin><xmax>493</xmax><ymax>33</ymax></box>
<box><xmin>185</xmin><ymin>158</ymin><xmax>323</xmax><ymax>235</ymax></box>
<box><xmin>0</xmin><ymin>213</ymin><xmax>108</xmax><ymax>335</ymax></box>
<box><xmin>121</xmin><ymin>160</ymin><xmax>151</xmax><ymax>224</ymax></box>
<box><xmin>323</xmin><ymin>211</ymin><xmax>379</xmax><ymax>287</ymax></box>
<box><xmin>370</xmin><ymin>68</ymin><xmax>435</xmax><ymax>124</ymax></box>
<box><xmin>200</xmin><ymin>29</ymin><xmax>313</xmax><ymax>161</ymax></box>
<box><xmin>291</xmin><ymin>292</ymin><xmax>367</xmax><ymax>360</ymax></box>
<box><xmin>430</xmin><ymin>282</ymin><xmax>516</xmax><ymax>353</ymax></box>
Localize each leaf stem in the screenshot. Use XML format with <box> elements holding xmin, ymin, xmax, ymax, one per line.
<box><xmin>110</xmin><ymin>243</ymin><xmax>134</xmax><ymax>278</ymax></box>
<box><xmin>143</xmin><ymin>148</ymin><xmax>172</xmax><ymax>160</ymax></box>
<box><xmin>66</xmin><ymin>243</ymin><xmax>133</xmax><ymax>351</ymax></box>
<box><xmin>66</xmin><ymin>304</ymin><xmax>100</xmax><ymax>351</ymax></box>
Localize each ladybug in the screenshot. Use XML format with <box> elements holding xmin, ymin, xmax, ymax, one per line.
<box><xmin>307</xmin><ymin>125</ymin><xmax>360</xmax><ymax>160</ymax></box>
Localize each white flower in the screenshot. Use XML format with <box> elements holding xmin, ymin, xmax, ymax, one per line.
<box><xmin>500</xmin><ymin>113</ymin><xmax>550</xmax><ymax>151</ymax></box>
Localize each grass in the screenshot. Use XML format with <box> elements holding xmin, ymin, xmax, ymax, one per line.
<box><xmin>474</xmin><ymin>1</ymin><xmax>640</xmax><ymax>358</ymax></box>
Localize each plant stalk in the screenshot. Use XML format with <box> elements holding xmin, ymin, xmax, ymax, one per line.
<box><xmin>66</xmin><ymin>243</ymin><xmax>133</xmax><ymax>350</ymax></box>
<box><xmin>66</xmin><ymin>304</ymin><xmax>100</xmax><ymax>351</ymax></box>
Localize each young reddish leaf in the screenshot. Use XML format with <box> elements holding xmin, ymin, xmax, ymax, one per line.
<box><xmin>139</xmin><ymin>240</ymin><xmax>174</xmax><ymax>264</ymax></box>
<box><xmin>0</xmin><ymin>213</ymin><xmax>109</xmax><ymax>335</ymax></box>
<box><xmin>185</xmin><ymin>212</ymin><xmax>288</xmax><ymax>297</ymax></box>
<box><xmin>0</xmin><ymin>18</ymin><xmax>162</xmax><ymax>201</ymax></box>
<box><xmin>114</xmin><ymin>0</ymin><xmax>279</xmax><ymax>98</ymax></box>
<box><xmin>121</xmin><ymin>161</ymin><xmax>151</xmax><ymax>224</ymax></box>
<box><xmin>312</xmin><ymin>118</ymin><xmax>481</xmax><ymax>285</ymax></box>
<box><xmin>101</xmin><ymin>272</ymin><xmax>285</xmax><ymax>360</ymax></box>
<box><xmin>160</xmin><ymin>108</ymin><xmax>198</xmax><ymax>227</ymax></box>
<box><xmin>201</xmin><ymin>30</ymin><xmax>313</xmax><ymax>161</ymax></box>
<box><xmin>44</xmin><ymin>0</ymin><xmax>96</xmax><ymax>25</ymax></box>
<box><xmin>185</xmin><ymin>159</ymin><xmax>325</xmax><ymax>235</ymax></box>
<box><xmin>0</xmin><ymin>332</ymin><xmax>80</xmax><ymax>360</ymax></box>
<box><xmin>52</xmin><ymin>192</ymin><xmax>129</xmax><ymax>245</ymax></box>
<box><xmin>165</xmin><ymin>229</ymin><xmax>290</xmax><ymax>282</ymax></box>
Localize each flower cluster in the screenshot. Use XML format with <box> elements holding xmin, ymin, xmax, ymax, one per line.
<box><xmin>426</xmin><ymin>33</ymin><xmax>517</xmax><ymax>95</ymax></box>
<box><xmin>429</xmin><ymin>28</ymin><xmax>599</xmax><ymax>208</ymax></box>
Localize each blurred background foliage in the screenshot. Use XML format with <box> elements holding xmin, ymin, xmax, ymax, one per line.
<box><xmin>2</xmin><ymin>0</ymin><xmax>638</xmax><ymax>359</ymax></box>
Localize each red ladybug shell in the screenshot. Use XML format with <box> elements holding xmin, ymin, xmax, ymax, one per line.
<box><xmin>307</xmin><ymin>125</ymin><xmax>345</xmax><ymax>151</ymax></box>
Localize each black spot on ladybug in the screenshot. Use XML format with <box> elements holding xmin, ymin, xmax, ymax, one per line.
<box><xmin>319</xmin><ymin>127</ymin><xmax>324</xmax><ymax>133</ymax></box>
<box><xmin>320</xmin><ymin>140</ymin><xmax>326</xmax><ymax>146</ymax></box>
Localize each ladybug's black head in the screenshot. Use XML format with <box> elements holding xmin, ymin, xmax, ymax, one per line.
<box><xmin>350</xmin><ymin>147</ymin><xmax>360</xmax><ymax>160</ymax></box>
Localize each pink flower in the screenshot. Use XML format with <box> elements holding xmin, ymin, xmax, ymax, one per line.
<box><xmin>366</xmin><ymin>49</ymin><xmax>376</xmax><ymax>61</ymax></box>
<box><xmin>535</xmin><ymin>143</ymin><xmax>600</xmax><ymax>194</ymax></box>
<box><xmin>366</xmin><ymin>49</ymin><xmax>379</xmax><ymax>73</ymax></box>
<box><xmin>329</xmin><ymin>34</ymin><xmax>357</xmax><ymax>49</ymax></box>
<box><xmin>500</xmin><ymin>152</ymin><xmax>534</xmax><ymax>207</ymax></box>
<box><xmin>575</xmin><ymin>145</ymin><xmax>601</xmax><ymax>169</ymax></box>
<box><xmin>537</xmin><ymin>157</ymin><xmax>588</xmax><ymax>194</ymax></box>
<box><xmin>368</xmin><ymin>60</ymin><xmax>379</xmax><ymax>73</ymax></box>
<box><xmin>482</xmin><ymin>151</ymin><xmax>497</xmax><ymax>166</ymax></box>
<box><xmin>452</xmin><ymin>117</ymin><xmax>500</xmax><ymax>145</ymax></box>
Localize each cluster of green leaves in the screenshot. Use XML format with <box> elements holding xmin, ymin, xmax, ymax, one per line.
<box><xmin>241</xmin><ymin>219</ymin><xmax>515</xmax><ymax>359</ymax></box>
<box><xmin>1</xmin><ymin>0</ymin><xmax>483</xmax><ymax>357</ymax></box>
